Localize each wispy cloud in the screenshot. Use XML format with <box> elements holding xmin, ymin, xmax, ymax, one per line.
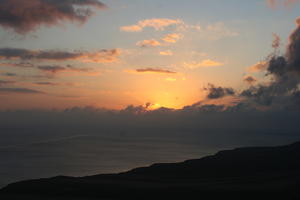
<box><xmin>0</xmin><ymin>48</ymin><xmax>121</xmax><ymax>63</ymax></box>
<box><xmin>38</xmin><ymin>65</ymin><xmax>91</xmax><ymax>74</ymax></box>
<box><xmin>120</xmin><ymin>18</ymin><xmax>183</xmax><ymax>32</ymax></box>
<box><xmin>126</xmin><ymin>68</ymin><xmax>177</xmax><ymax>74</ymax></box>
<box><xmin>1</xmin><ymin>72</ymin><xmax>17</xmax><ymax>77</ymax></box>
<box><xmin>0</xmin><ymin>88</ymin><xmax>44</xmax><ymax>94</ymax></box>
<box><xmin>162</xmin><ymin>33</ymin><xmax>183</xmax><ymax>43</ymax></box>
<box><xmin>159</xmin><ymin>50</ymin><xmax>173</xmax><ymax>56</ymax></box>
<box><xmin>248</xmin><ymin>61</ymin><xmax>268</xmax><ymax>72</ymax></box>
<box><xmin>0</xmin><ymin>62</ymin><xmax>34</xmax><ymax>68</ymax></box>
<box><xmin>266</xmin><ymin>0</ymin><xmax>300</xmax><ymax>8</ymax></box>
<box><xmin>0</xmin><ymin>80</ymin><xmax>15</xmax><ymax>86</ymax></box>
<box><xmin>34</xmin><ymin>82</ymin><xmax>60</xmax><ymax>86</ymax></box>
<box><xmin>183</xmin><ymin>59</ymin><xmax>224</xmax><ymax>69</ymax></box>
<box><xmin>136</xmin><ymin>39</ymin><xmax>162</xmax><ymax>47</ymax></box>
<box><xmin>178</xmin><ymin>21</ymin><xmax>238</xmax><ymax>40</ymax></box>
<box><xmin>0</xmin><ymin>0</ymin><xmax>106</xmax><ymax>34</ymax></box>
<box><xmin>38</xmin><ymin>65</ymin><xmax>66</xmax><ymax>73</ymax></box>
<box><xmin>165</xmin><ymin>77</ymin><xmax>177</xmax><ymax>82</ymax></box>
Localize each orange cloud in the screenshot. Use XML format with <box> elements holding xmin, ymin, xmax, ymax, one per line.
<box><xmin>266</xmin><ymin>0</ymin><xmax>300</xmax><ymax>8</ymax></box>
<box><xmin>120</xmin><ymin>18</ymin><xmax>183</xmax><ymax>32</ymax></box>
<box><xmin>162</xmin><ymin>33</ymin><xmax>183</xmax><ymax>43</ymax></box>
<box><xmin>136</xmin><ymin>39</ymin><xmax>162</xmax><ymax>47</ymax></box>
<box><xmin>159</xmin><ymin>50</ymin><xmax>173</xmax><ymax>56</ymax></box>
<box><xmin>165</xmin><ymin>77</ymin><xmax>177</xmax><ymax>82</ymax></box>
<box><xmin>248</xmin><ymin>61</ymin><xmax>268</xmax><ymax>72</ymax></box>
<box><xmin>80</xmin><ymin>49</ymin><xmax>121</xmax><ymax>63</ymax></box>
<box><xmin>183</xmin><ymin>59</ymin><xmax>224</xmax><ymax>69</ymax></box>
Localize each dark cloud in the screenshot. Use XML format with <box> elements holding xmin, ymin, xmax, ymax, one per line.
<box><xmin>0</xmin><ymin>48</ymin><xmax>120</xmax><ymax>63</ymax></box>
<box><xmin>243</xmin><ymin>75</ymin><xmax>257</xmax><ymax>85</ymax></box>
<box><xmin>205</xmin><ymin>84</ymin><xmax>235</xmax><ymax>99</ymax></box>
<box><xmin>0</xmin><ymin>88</ymin><xmax>44</xmax><ymax>94</ymax></box>
<box><xmin>38</xmin><ymin>64</ymin><xmax>91</xmax><ymax>74</ymax></box>
<box><xmin>240</xmin><ymin>18</ymin><xmax>300</xmax><ymax>109</ymax></box>
<box><xmin>0</xmin><ymin>80</ymin><xmax>15</xmax><ymax>86</ymax></box>
<box><xmin>0</xmin><ymin>0</ymin><xmax>106</xmax><ymax>34</ymax></box>
<box><xmin>136</xmin><ymin>68</ymin><xmax>177</xmax><ymax>74</ymax></box>
<box><xmin>287</xmin><ymin>18</ymin><xmax>300</xmax><ymax>72</ymax></box>
<box><xmin>0</xmin><ymin>62</ymin><xmax>34</xmax><ymax>68</ymax></box>
<box><xmin>34</xmin><ymin>82</ymin><xmax>59</xmax><ymax>86</ymax></box>
<box><xmin>38</xmin><ymin>65</ymin><xmax>66</xmax><ymax>73</ymax></box>
<box><xmin>2</xmin><ymin>72</ymin><xmax>17</xmax><ymax>77</ymax></box>
<box><xmin>0</xmin><ymin>48</ymin><xmax>78</xmax><ymax>60</ymax></box>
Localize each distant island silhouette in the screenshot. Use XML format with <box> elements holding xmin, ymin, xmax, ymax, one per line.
<box><xmin>1</xmin><ymin>142</ymin><xmax>300</xmax><ymax>200</ymax></box>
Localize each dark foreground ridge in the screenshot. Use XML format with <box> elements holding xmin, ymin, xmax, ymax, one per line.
<box><xmin>2</xmin><ymin>142</ymin><xmax>300</xmax><ymax>200</ymax></box>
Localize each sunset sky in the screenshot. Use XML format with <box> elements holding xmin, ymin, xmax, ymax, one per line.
<box><xmin>0</xmin><ymin>0</ymin><xmax>300</xmax><ymax>110</ymax></box>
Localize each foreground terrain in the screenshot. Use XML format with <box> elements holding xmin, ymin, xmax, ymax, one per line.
<box><xmin>1</xmin><ymin>142</ymin><xmax>300</xmax><ymax>199</ymax></box>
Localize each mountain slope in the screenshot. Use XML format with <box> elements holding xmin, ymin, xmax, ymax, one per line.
<box><xmin>1</xmin><ymin>142</ymin><xmax>300</xmax><ymax>199</ymax></box>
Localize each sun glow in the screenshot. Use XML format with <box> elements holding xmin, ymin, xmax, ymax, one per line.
<box><xmin>146</xmin><ymin>92</ymin><xmax>186</xmax><ymax>110</ymax></box>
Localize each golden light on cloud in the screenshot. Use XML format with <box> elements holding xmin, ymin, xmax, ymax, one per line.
<box><xmin>147</xmin><ymin>93</ymin><xmax>181</xmax><ymax>109</ymax></box>
<box><xmin>165</xmin><ymin>77</ymin><xmax>177</xmax><ymax>82</ymax></box>
<box><xmin>120</xmin><ymin>25</ymin><xmax>142</xmax><ymax>32</ymax></box>
<box><xmin>120</xmin><ymin>18</ymin><xmax>183</xmax><ymax>32</ymax></box>
<box><xmin>159</xmin><ymin>50</ymin><xmax>173</xmax><ymax>56</ymax></box>
<box><xmin>162</xmin><ymin>33</ymin><xmax>183</xmax><ymax>43</ymax></box>
<box><xmin>183</xmin><ymin>59</ymin><xmax>224</xmax><ymax>69</ymax></box>
<box><xmin>136</xmin><ymin>39</ymin><xmax>162</xmax><ymax>47</ymax></box>
<box><xmin>248</xmin><ymin>61</ymin><xmax>268</xmax><ymax>72</ymax></box>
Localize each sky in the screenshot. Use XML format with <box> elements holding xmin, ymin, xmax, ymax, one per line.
<box><xmin>0</xmin><ymin>0</ymin><xmax>300</xmax><ymax>110</ymax></box>
<box><xmin>2</xmin><ymin>0</ymin><xmax>300</xmax><ymax>187</ymax></box>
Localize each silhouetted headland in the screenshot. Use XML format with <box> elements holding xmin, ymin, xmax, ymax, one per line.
<box><xmin>1</xmin><ymin>142</ymin><xmax>300</xmax><ymax>199</ymax></box>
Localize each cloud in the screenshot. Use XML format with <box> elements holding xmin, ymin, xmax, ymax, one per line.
<box><xmin>267</xmin><ymin>0</ymin><xmax>278</xmax><ymax>8</ymax></box>
<box><xmin>204</xmin><ymin>84</ymin><xmax>235</xmax><ymax>99</ymax></box>
<box><xmin>34</xmin><ymin>82</ymin><xmax>59</xmax><ymax>86</ymax></box>
<box><xmin>159</xmin><ymin>50</ymin><xmax>173</xmax><ymax>56</ymax></box>
<box><xmin>266</xmin><ymin>0</ymin><xmax>300</xmax><ymax>8</ymax></box>
<box><xmin>37</xmin><ymin>65</ymin><xmax>98</xmax><ymax>77</ymax></box>
<box><xmin>0</xmin><ymin>0</ymin><xmax>106</xmax><ymax>34</ymax></box>
<box><xmin>38</xmin><ymin>65</ymin><xmax>66</xmax><ymax>73</ymax></box>
<box><xmin>120</xmin><ymin>25</ymin><xmax>143</xmax><ymax>32</ymax></box>
<box><xmin>0</xmin><ymin>88</ymin><xmax>44</xmax><ymax>94</ymax></box>
<box><xmin>2</xmin><ymin>72</ymin><xmax>17</xmax><ymax>77</ymax></box>
<box><xmin>0</xmin><ymin>62</ymin><xmax>34</xmax><ymax>68</ymax></box>
<box><xmin>247</xmin><ymin>61</ymin><xmax>268</xmax><ymax>72</ymax></box>
<box><xmin>120</xmin><ymin>18</ymin><xmax>183</xmax><ymax>32</ymax></box>
<box><xmin>135</xmin><ymin>68</ymin><xmax>177</xmax><ymax>74</ymax></box>
<box><xmin>177</xmin><ymin>21</ymin><xmax>238</xmax><ymax>41</ymax></box>
<box><xmin>183</xmin><ymin>59</ymin><xmax>224</xmax><ymax>69</ymax></box>
<box><xmin>136</xmin><ymin>39</ymin><xmax>162</xmax><ymax>47</ymax></box>
<box><xmin>240</xmin><ymin>18</ymin><xmax>300</xmax><ymax>108</ymax></box>
<box><xmin>272</xmin><ymin>33</ymin><xmax>281</xmax><ymax>49</ymax></box>
<box><xmin>165</xmin><ymin>77</ymin><xmax>177</xmax><ymax>82</ymax></box>
<box><xmin>243</xmin><ymin>75</ymin><xmax>257</xmax><ymax>85</ymax></box>
<box><xmin>136</xmin><ymin>33</ymin><xmax>182</xmax><ymax>48</ymax></box>
<box><xmin>0</xmin><ymin>80</ymin><xmax>15</xmax><ymax>86</ymax></box>
<box><xmin>204</xmin><ymin>22</ymin><xmax>239</xmax><ymax>40</ymax></box>
<box><xmin>162</xmin><ymin>33</ymin><xmax>183</xmax><ymax>43</ymax></box>
<box><xmin>0</xmin><ymin>48</ymin><xmax>121</xmax><ymax>63</ymax></box>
